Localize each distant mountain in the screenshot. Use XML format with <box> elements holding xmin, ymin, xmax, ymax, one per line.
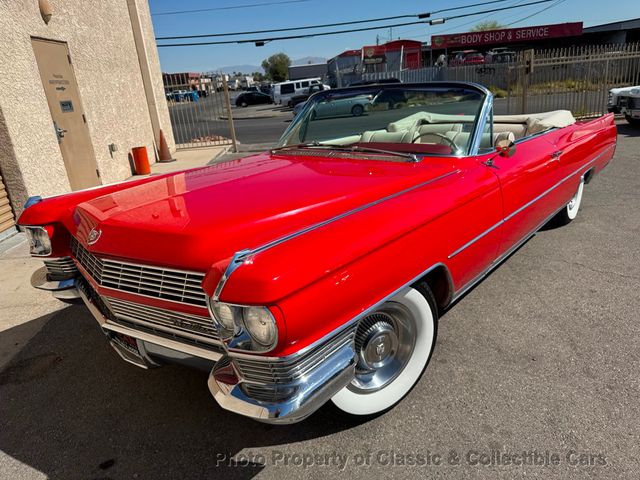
<box><xmin>292</xmin><ymin>56</ymin><xmax>327</xmax><ymax>65</ymax></box>
<box><xmin>216</xmin><ymin>65</ymin><xmax>263</xmax><ymax>74</ymax></box>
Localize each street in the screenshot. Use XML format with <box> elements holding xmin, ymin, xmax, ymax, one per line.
<box><xmin>0</xmin><ymin>122</ymin><xmax>638</xmax><ymax>479</ymax></box>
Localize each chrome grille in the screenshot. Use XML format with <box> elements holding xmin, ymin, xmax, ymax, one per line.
<box><xmin>43</xmin><ymin>257</ymin><xmax>78</xmax><ymax>278</ymax></box>
<box><xmin>106</xmin><ymin>297</ymin><xmax>221</xmax><ymax>347</ymax></box>
<box><xmin>234</xmin><ymin>324</ymin><xmax>357</xmax><ymax>385</ymax></box>
<box><xmin>71</xmin><ymin>238</ymin><xmax>207</xmax><ymax>307</ymax></box>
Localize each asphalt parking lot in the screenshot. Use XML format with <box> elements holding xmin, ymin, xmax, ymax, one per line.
<box><xmin>1</xmin><ymin>122</ymin><xmax>639</xmax><ymax>479</ymax></box>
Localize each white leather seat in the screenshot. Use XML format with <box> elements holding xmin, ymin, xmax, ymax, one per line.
<box><xmin>360</xmin><ymin>129</ymin><xmax>417</xmax><ymax>143</ymax></box>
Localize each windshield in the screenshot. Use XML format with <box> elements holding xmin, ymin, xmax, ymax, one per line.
<box><xmin>277</xmin><ymin>84</ymin><xmax>487</xmax><ymax>156</ymax></box>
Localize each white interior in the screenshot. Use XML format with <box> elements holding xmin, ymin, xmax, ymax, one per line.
<box><xmin>335</xmin><ymin>110</ymin><xmax>576</xmax><ymax>152</ymax></box>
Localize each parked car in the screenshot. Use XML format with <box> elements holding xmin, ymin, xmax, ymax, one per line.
<box><xmin>235</xmin><ymin>91</ymin><xmax>273</xmax><ymax>107</ymax></box>
<box><xmin>309</xmin><ymin>92</ymin><xmax>373</xmax><ymax>118</ymax></box>
<box><xmin>20</xmin><ymin>82</ymin><xmax>616</xmax><ymax>424</ymax></box>
<box><xmin>450</xmin><ymin>50</ymin><xmax>485</xmax><ymax>66</ymax></box>
<box><xmin>166</xmin><ymin>90</ymin><xmax>198</xmax><ymax>102</ymax></box>
<box><xmin>608</xmin><ymin>85</ymin><xmax>640</xmax><ymax>125</ymax></box>
<box><xmin>486</xmin><ymin>48</ymin><xmax>516</xmax><ymax>64</ymax></box>
<box><xmin>288</xmin><ymin>83</ymin><xmax>330</xmax><ymax>108</ymax></box>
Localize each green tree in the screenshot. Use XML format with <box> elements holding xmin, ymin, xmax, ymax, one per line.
<box><xmin>252</xmin><ymin>71</ymin><xmax>265</xmax><ymax>82</ymax></box>
<box><xmin>470</xmin><ymin>20</ymin><xmax>505</xmax><ymax>32</ymax></box>
<box><xmin>261</xmin><ymin>53</ymin><xmax>291</xmax><ymax>82</ymax></box>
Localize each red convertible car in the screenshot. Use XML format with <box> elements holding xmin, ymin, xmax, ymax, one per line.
<box><xmin>19</xmin><ymin>82</ymin><xmax>616</xmax><ymax>424</ymax></box>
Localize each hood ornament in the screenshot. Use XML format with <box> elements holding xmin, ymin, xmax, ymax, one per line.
<box><xmin>87</xmin><ymin>227</ymin><xmax>102</xmax><ymax>245</ymax></box>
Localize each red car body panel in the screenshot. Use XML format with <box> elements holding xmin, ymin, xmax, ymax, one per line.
<box><xmin>18</xmin><ymin>114</ymin><xmax>617</xmax><ymax>357</ymax></box>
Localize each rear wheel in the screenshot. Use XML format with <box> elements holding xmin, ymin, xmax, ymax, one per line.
<box><xmin>351</xmin><ymin>104</ymin><xmax>364</xmax><ymax>116</ymax></box>
<box><xmin>553</xmin><ymin>178</ymin><xmax>584</xmax><ymax>226</ymax></box>
<box><xmin>331</xmin><ymin>285</ymin><xmax>437</xmax><ymax>416</ymax></box>
<box><xmin>241</xmin><ymin>101</ymin><xmax>248</xmax><ymax>107</ymax></box>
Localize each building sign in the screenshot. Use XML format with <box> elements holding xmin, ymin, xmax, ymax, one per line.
<box><xmin>431</xmin><ymin>22</ymin><xmax>583</xmax><ymax>49</ymax></box>
<box><xmin>363</xmin><ymin>55</ymin><xmax>386</xmax><ymax>65</ymax></box>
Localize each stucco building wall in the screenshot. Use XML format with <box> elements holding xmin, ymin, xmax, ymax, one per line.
<box><xmin>0</xmin><ymin>0</ymin><xmax>174</xmax><ymax>217</ymax></box>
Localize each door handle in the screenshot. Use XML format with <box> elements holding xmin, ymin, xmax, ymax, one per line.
<box><xmin>54</xmin><ymin>122</ymin><xmax>67</xmax><ymax>142</ymax></box>
<box><xmin>550</xmin><ymin>150</ymin><xmax>563</xmax><ymax>160</ymax></box>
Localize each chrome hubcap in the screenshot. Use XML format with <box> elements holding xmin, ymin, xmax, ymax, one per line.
<box><xmin>349</xmin><ymin>303</ymin><xmax>416</xmax><ymax>394</ymax></box>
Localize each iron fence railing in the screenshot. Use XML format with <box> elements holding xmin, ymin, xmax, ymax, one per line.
<box><xmin>360</xmin><ymin>43</ymin><xmax>640</xmax><ymax>118</ymax></box>
<box><xmin>163</xmin><ymin>74</ymin><xmax>234</xmax><ymax>150</ymax></box>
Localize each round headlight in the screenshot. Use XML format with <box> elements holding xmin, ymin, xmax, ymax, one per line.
<box><xmin>243</xmin><ymin>307</ymin><xmax>277</xmax><ymax>347</ymax></box>
<box><xmin>212</xmin><ymin>303</ymin><xmax>236</xmax><ymax>332</ymax></box>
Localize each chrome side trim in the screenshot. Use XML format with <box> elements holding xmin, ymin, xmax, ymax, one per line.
<box><xmin>212</xmin><ymin>249</ymin><xmax>252</xmax><ymax>302</ymax></box>
<box><xmin>213</xmin><ymin>169</ymin><xmax>461</xmax><ymax>301</ymax></box>
<box><xmin>449</xmin><ymin>202</ymin><xmax>567</xmax><ymax>305</ymax></box>
<box><xmin>448</xmin><ymin>144</ymin><xmax>614</xmax><ymax>259</ymax></box>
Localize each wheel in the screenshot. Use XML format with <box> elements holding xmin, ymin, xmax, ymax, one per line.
<box><xmin>287</xmin><ymin>100</ymin><xmax>293</xmax><ymax>108</ymax></box>
<box><xmin>625</xmin><ymin>114</ymin><xmax>640</xmax><ymax>126</ymax></box>
<box><xmin>553</xmin><ymin>178</ymin><xmax>585</xmax><ymax>226</ymax></box>
<box><xmin>351</xmin><ymin>104</ymin><xmax>364</xmax><ymax>116</ymax></box>
<box><xmin>331</xmin><ymin>284</ymin><xmax>438</xmax><ymax>416</ymax></box>
<box><xmin>241</xmin><ymin>101</ymin><xmax>248</xmax><ymax>108</ymax></box>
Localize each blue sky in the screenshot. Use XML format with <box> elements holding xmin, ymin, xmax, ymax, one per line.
<box><xmin>151</xmin><ymin>0</ymin><xmax>639</xmax><ymax>72</ymax></box>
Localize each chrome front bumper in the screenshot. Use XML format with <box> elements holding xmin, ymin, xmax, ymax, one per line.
<box><xmin>209</xmin><ymin>342</ymin><xmax>356</xmax><ymax>424</ymax></box>
<box><xmin>34</xmin><ymin>268</ymin><xmax>357</xmax><ymax>424</ymax></box>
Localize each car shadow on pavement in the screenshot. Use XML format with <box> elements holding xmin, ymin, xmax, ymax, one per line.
<box><xmin>0</xmin><ymin>306</ymin><xmax>362</xmax><ymax>480</ymax></box>
<box><xmin>615</xmin><ymin>122</ymin><xmax>640</xmax><ymax>137</ymax></box>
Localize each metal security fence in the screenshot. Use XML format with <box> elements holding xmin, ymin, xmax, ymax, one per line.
<box><xmin>163</xmin><ymin>73</ymin><xmax>235</xmax><ymax>149</ymax></box>
<box><xmin>359</xmin><ymin>43</ymin><xmax>640</xmax><ymax>118</ymax></box>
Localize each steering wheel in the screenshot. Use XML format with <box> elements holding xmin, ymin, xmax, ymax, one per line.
<box><xmin>411</xmin><ymin>132</ymin><xmax>458</xmax><ymax>151</ymax></box>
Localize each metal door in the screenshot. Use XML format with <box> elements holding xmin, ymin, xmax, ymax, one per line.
<box><xmin>31</xmin><ymin>38</ymin><xmax>101</xmax><ymax>190</ymax></box>
<box><xmin>0</xmin><ymin>173</ymin><xmax>15</xmax><ymax>235</ymax></box>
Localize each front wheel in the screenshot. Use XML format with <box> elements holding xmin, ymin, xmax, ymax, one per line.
<box><xmin>331</xmin><ymin>285</ymin><xmax>437</xmax><ymax>416</ymax></box>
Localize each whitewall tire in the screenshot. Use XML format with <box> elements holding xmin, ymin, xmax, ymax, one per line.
<box><xmin>331</xmin><ymin>285</ymin><xmax>437</xmax><ymax>416</ymax></box>
<box><xmin>554</xmin><ymin>178</ymin><xmax>585</xmax><ymax>226</ymax></box>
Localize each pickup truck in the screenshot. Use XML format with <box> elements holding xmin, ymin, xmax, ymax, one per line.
<box><xmin>608</xmin><ymin>85</ymin><xmax>640</xmax><ymax>126</ymax></box>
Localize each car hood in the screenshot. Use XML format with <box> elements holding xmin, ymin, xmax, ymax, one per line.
<box><xmin>610</xmin><ymin>86</ymin><xmax>640</xmax><ymax>96</ymax></box>
<box><xmin>65</xmin><ymin>151</ymin><xmax>456</xmax><ymax>292</ymax></box>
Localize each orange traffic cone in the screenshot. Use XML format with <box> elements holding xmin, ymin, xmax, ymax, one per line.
<box><xmin>157</xmin><ymin>129</ymin><xmax>176</xmax><ymax>163</ymax></box>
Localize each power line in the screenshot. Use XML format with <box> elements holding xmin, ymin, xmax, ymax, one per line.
<box><xmin>156</xmin><ymin>0</ymin><xmax>519</xmax><ymax>40</ymax></box>
<box><xmin>156</xmin><ymin>13</ymin><xmax>418</xmax><ymax>40</ymax></box>
<box><xmin>157</xmin><ymin>0</ymin><xmax>556</xmax><ymax>47</ymax></box>
<box><xmin>506</xmin><ymin>0</ymin><xmax>567</xmax><ymax>26</ymax></box>
<box><xmin>153</xmin><ymin>0</ymin><xmax>311</xmax><ymax>17</ymax></box>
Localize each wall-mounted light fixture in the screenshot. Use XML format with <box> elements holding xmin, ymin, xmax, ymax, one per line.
<box><xmin>39</xmin><ymin>0</ymin><xmax>53</xmax><ymax>24</ymax></box>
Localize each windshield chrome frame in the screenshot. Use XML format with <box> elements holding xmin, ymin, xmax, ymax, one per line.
<box><xmin>276</xmin><ymin>82</ymin><xmax>493</xmax><ymax>158</ymax></box>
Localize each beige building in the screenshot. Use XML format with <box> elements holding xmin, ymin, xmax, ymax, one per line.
<box><xmin>0</xmin><ymin>0</ymin><xmax>175</xmax><ymax>239</ymax></box>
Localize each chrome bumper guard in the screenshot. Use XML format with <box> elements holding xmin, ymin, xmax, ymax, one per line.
<box><xmin>30</xmin><ymin>266</ymin><xmax>82</xmax><ymax>302</ymax></box>
<box><xmin>209</xmin><ymin>343</ymin><xmax>357</xmax><ymax>424</ymax></box>
<box><xmin>34</xmin><ymin>267</ymin><xmax>358</xmax><ymax>424</ymax></box>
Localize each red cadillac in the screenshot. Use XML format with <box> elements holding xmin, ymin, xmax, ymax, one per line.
<box><xmin>19</xmin><ymin>82</ymin><xmax>616</xmax><ymax>424</ymax></box>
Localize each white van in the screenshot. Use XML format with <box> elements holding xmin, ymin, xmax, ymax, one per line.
<box><xmin>272</xmin><ymin>78</ymin><xmax>324</xmax><ymax>105</ymax></box>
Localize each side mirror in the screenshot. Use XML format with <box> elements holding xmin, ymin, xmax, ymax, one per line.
<box><xmin>496</xmin><ymin>140</ymin><xmax>516</xmax><ymax>158</ymax></box>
